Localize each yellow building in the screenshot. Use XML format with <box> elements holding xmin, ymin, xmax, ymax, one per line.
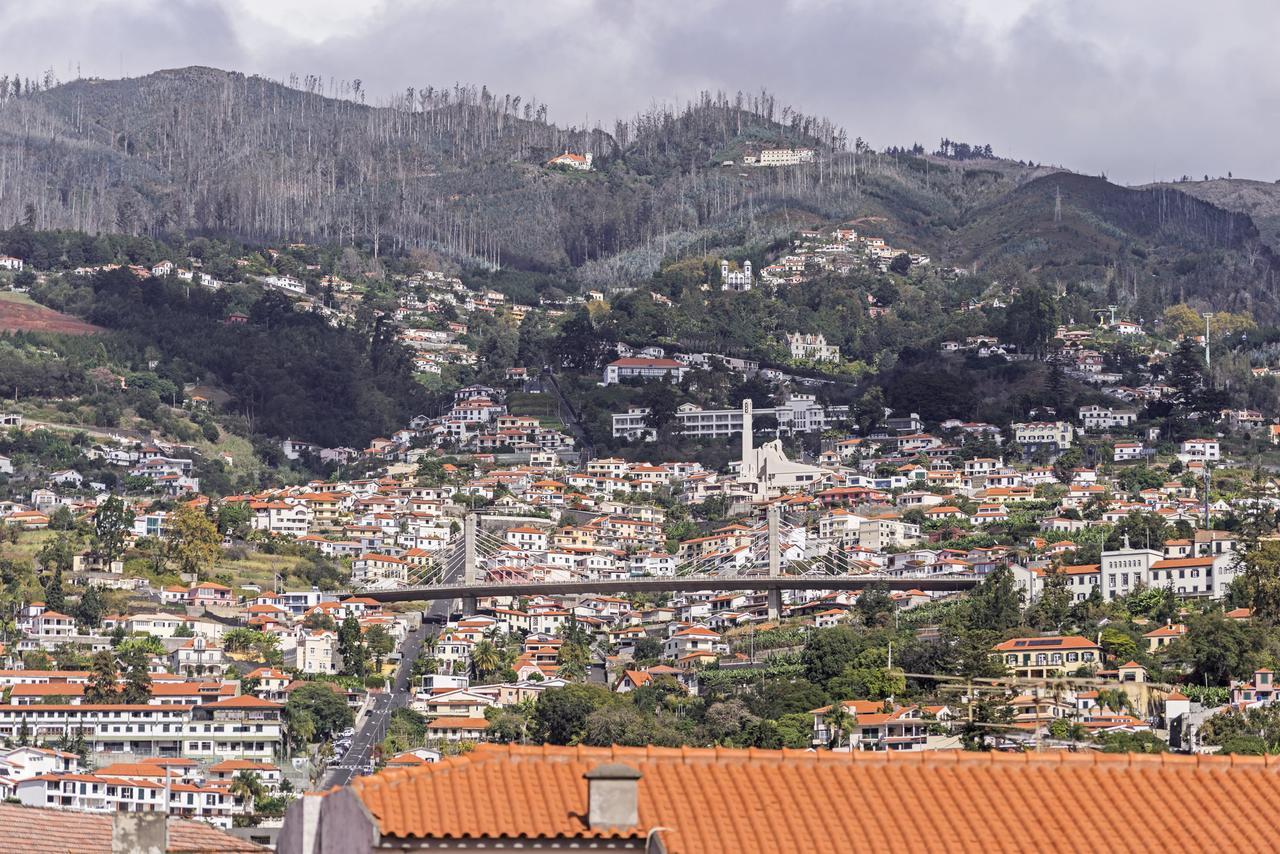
<box><xmin>991</xmin><ymin>636</ymin><xmax>1102</xmax><ymax>679</ymax></box>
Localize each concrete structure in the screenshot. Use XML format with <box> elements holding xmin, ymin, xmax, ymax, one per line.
<box><xmin>736</xmin><ymin>399</ymin><xmax>830</xmax><ymax>498</ymax></box>
<box><xmin>612</xmin><ymin>395</ymin><xmax>849</xmax><ymax>441</ymax></box>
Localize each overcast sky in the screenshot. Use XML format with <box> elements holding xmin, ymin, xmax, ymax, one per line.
<box><xmin>1</xmin><ymin>0</ymin><xmax>1276</xmax><ymax>185</ymax></box>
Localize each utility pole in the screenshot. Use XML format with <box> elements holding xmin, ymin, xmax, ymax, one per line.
<box><xmin>1203</xmin><ymin>312</ymin><xmax>1212</xmax><ymax>369</ymax></box>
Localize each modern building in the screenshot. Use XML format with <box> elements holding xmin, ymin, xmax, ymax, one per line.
<box><xmin>612</xmin><ymin>395</ymin><xmax>848</xmax><ymax>441</ymax></box>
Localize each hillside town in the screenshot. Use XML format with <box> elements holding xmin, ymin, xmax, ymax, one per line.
<box><xmin>0</xmin><ymin>64</ymin><xmax>1278</xmax><ymax>854</ymax></box>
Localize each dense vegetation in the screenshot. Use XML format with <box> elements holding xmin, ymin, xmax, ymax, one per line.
<box><xmin>30</xmin><ymin>267</ymin><xmax>430</xmax><ymax>446</ymax></box>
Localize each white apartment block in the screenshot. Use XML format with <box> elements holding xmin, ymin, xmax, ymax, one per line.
<box><xmin>1078</xmin><ymin>405</ymin><xmax>1137</xmax><ymax>431</ymax></box>
<box><xmin>1100</xmin><ymin>547</ymin><xmax>1165</xmax><ymax>600</ymax></box>
<box><xmin>613</xmin><ymin>395</ymin><xmax>848</xmax><ymax>441</ymax></box>
<box><xmin>0</xmin><ymin>696</ymin><xmax>285</xmax><ymax>761</ymax></box>
<box><xmin>293</xmin><ymin>630</ymin><xmax>341</xmax><ymax>674</ymax></box>
<box><xmin>753</xmin><ymin>148</ymin><xmax>816</xmax><ymax>167</ymax></box>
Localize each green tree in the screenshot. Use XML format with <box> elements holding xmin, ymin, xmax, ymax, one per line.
<box><xmin>1098</xmin><ymin>730</ymin><xmax>1167</xmax><ymax>754</ymax></box>
<box><xmin>855</xmin><ymin>584</ymin><xmax>895</xmax><ymax>627</ymax></box>
<box><xmin>1104</xmin><ymin>511</ymin><xmax>1169</xmax><ymax>551</ymax></box>
<box><xmin>365</xmin><ymin>625</ymin><xmax>396</xmax><ymax>672</ymax></box>
<box><xmin>85</xmin><ymin>650</ymin><xmax>120</xmax><ymax>703</ymax></box>
<box><xmin>967</xmin><ymin>565</ymin><xmax>1023</xmax><ymax>632</ymax></box>
<box><xmin>1171</xmin><ymin>611</ymin><xmax>1258</xmax><ymax>685</ymax></box>
<box><xmin>1031</xmin><ymin>569</ymin><xmax>1071</xmax><ymax>632</ymax></box>
<box><xmin>303</xmin><ymin>611</ymin><xmax>337</xmax><ymax>631</ymax></box>
<box><xmin>216</xmin><ymin>502</ymin><xmax>252</xmax><ymax>539</ymax></box>
<box><xmin>230</xmin><ymin>771</ymin><xmax>266</xmax><ymax>810</ymax></box>
<box><xmin>43</xmin><ymin>568</ymin><xmax>66</xmax><ymax>614</ymax></box>
<box><xmin>470</xmin><ymin>639</ymin><xmax>502</xmax><ymax>681</ymax></box>
<box><xmin>285</xmin><ymin>682</ymin><xmax>354</xmax><ymax>742</ymax></box>
<box><xmin>1002</xmin><ymin>287</ymin><xmax>1056</xmax><ymax>356</ymax></box>
<box><xmin>92</xmin><ymin>495</ymin><xmax>134</xmax><ymax>563</ymax></box>
<box><xmin>1099</xmin><ymin>627</ymin><xmax>1139</xmax><ymax>664</ymax></box>
<box><xmin>338</xmin><ymin>617</ymin><xmax>367</xmax><ymax>678</ymax></box>
<box><xmin>532</xmin><ymin>684</ymin><xmax>612</xmax><ymax>745</ymax></box>
<box><xmin>120</xmin><ymin>645</ymin><xmax>152</xmax><ymax>703</ymax></box>
<box><xmin>1235</xmin><ymin>540</ymin><xmax>1280</xmax><ymax>622</ymax></box>
<box><xmin>76</xmin><ymin>585</ymin><xmax>105</xmax><ymax>629</ymax></box>
<box><xmin>167</xmin><ymin>505</ymin><xmax>221</xmax><ymax>581</ymax></box>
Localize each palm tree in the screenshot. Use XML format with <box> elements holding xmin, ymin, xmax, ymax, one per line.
<box><xmin>471</xmin><ymin>640</ymin><xmax>501</xmax><ymax>681</ymax></box>
<box><xmin>826</xmin><ymin>703</ymin><xmax>857</xmax><ymax>750</ymax></box>
<box><xmin>229</xmin><ymin>770</ymin><xmax>265</xmax><ymax>810</ymax></box>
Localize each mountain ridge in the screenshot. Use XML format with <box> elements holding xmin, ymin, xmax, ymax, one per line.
<box><xmin>0</xmin><ymin>66</ymin><xmax>1276</xmax><ymax>317</ymax></box>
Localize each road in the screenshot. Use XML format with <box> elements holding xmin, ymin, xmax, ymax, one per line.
<box><xmin>320</xmin><ymin>602</ymin><xmax>444</xmax><ymax>788</ymax></box>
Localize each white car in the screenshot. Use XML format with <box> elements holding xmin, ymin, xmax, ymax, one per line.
<box><xmin>339</xmin><ymin>728</ymin><xmax>356</xmax><ymax>738</ymax></box>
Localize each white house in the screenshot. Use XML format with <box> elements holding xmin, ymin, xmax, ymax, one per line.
<box><xmin>602</xmin><ymin>357</ymin><xmax>686</xmax><ymax>386</ymax></box>
<box><xmin>0</xmin><ymin>256</ymin><xmax>23</xmax><ymax>271</ymax></box>
<box><xmin>546</xmin><ymin>151</ymin><xmax>593</xmax><ymax>171</ymax></box>
<box><xmin>1178</xmin><ymin>438</ymin><xmax>1221</xmax><ymax>464</ymax></box>
<box><xmin>1078</xmin><ymin>405</ymin><xmax>1137</xmax><ymax>431</ymax></box>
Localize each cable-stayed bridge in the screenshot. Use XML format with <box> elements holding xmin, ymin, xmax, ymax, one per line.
<box><xmin>352</xmin><ymin>508</ymin><xmax>979</xmax><ymax>617</ymax></box>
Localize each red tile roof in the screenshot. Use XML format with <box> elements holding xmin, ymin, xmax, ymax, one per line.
<box><xmin>0</xmin><ymin>801</ymin><xmax>262</xmax><ymax>852</ymax></box>
<box><xmin>347</xmin><ymin>745</ymin><xmax>1280</xmax><ymax>851</ymax></box>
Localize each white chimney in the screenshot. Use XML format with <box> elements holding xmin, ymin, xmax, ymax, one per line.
<box><xmin>585</xmin><ymin>763</ymin><xmax>642</xmax><ymax>830</ymax></box>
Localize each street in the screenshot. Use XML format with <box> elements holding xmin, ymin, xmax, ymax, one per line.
<box><xmin>319</xmin><ymin>602</ymin><xmax>443</xmax><ymax>788</ymax></box>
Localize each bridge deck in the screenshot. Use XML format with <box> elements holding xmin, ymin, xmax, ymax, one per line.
<box><xmin>359</xmin><ymin>575</ymin><xmax>979</xmax><ymax>604</ymax></box>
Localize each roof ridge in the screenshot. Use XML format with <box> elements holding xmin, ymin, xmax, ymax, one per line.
<box><xmin>383</xmin><ymin>743</ymin><xmax>1280</xmax><ymax>771</ymax></box>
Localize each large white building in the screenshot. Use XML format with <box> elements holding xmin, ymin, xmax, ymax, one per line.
<box><xmin>753</xmin><ymin>148</ymin><xmax>816</xmax><ymax>167</ymax></box>
<box><xmin>1078</xmin><ymin>405</ymin><xmax>1137</xmax><ymax>431</ymax></box>
<box><xmin>612</xmin><ymin>395</ymin><xmax>849</xmax><ymax>441</ymax></box>
<box><xmin>0</xmin><ymin>695</ymin><xmax>285</xmax><ymax>761</ymax></box>
<box><xmin>1012</xmin><ymin>421</ymin><xmax>1075</xmax><ymax>453</ymax></box>
<box><xmin>787</xmin><ymin>332</ymin><xmax>840</xmax><ymax>363</ymax></box>
<box><xmin>602</xmin><ymin>358</ymin><xmax>687</xmax><ymax>386</ymax></box>
<box><xmin>1178</xmin><ymin>438</ymin><xmax>1221</xmax><ymax>464</ymax></box>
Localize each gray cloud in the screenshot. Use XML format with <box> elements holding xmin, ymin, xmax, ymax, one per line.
<box><xmin>1</xmin><ymin>0</ymin><xmax>1277</xmax><ymax>184</ymax></box>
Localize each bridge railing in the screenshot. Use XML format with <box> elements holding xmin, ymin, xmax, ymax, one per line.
<box><xmin>352</xmin><ymin>512</ymin><xmax>980</xmax><ymax>594</ymax></box>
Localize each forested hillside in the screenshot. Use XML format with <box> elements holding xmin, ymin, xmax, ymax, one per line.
<box><xmin>0</xmin><ymin>67</ymin><xmax>1278</xmax><ymax>317</ymax></box>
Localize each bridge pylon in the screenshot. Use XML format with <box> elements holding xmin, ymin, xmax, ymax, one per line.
<box><xmin>461</xmin><ymin>513</ymin><xmax>478</xmax><ymax>615</ymax></box>
<box><xmin>766</xmin><ymin>504</ymin><xmax>782</xmax><ymax>621</ymax></box>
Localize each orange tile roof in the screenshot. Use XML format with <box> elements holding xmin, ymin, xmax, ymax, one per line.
<box><xmin>347</xmin><ymin>744</ymin><xmax>1280</xmax><ymax>851</ymax></box>
<box><xmin>0</xmin><ymin>801</ymin><xmax>262</xmax><ymax>852</ymax></box>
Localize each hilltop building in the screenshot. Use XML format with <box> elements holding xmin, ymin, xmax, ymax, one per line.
<box><xmin>720</xmin><ymin>259</ymin><xmax>754</xmax><ymax>292</ymax></box>
<box><xmin>787</xmin><ymin>332</ymin><xmax>840</xmax><ymax>363</ymax></box>
<box><xmin>546</xmin><ymin>152</ymin><xmax>593</xmax><ymax>171</ymax></box>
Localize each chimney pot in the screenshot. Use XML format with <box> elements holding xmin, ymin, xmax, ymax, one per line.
<box><xmin>585</xmin><ymin>762</ymin><xmax>642</xmax><ymax>829</ymax></box>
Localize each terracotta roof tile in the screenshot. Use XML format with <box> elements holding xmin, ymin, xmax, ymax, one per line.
<box><xmin>0</xmin><ymin>801</ymin><xmax>262</xmax><ymax>852</ymax></box>
<box><xmin>346</xmin><ymin>744</ymin><xmax>1280</xmax><ymax>852</ymax></box>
